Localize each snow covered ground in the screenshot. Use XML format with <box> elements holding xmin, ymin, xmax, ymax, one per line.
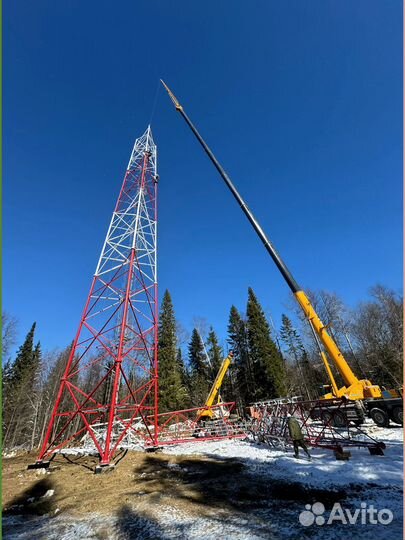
<box><xmin>165</xmin><ymin>422</ymin><xmax>403</xmax><ymax>489</ymax></box>
<box><xmin>162</xmin><ymin>423</ymin><xmax>403</xmax><ymax>538</ymax></box>
<box><xmin>3</xmin><ymin>422</ymin><xmax>403</xmax><ymax>539</ymax></box>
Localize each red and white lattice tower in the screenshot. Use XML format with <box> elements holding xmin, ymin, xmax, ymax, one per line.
<box><xmin>36</xmin><ymin>126</ymin><xmax>159</xmax><ymax>468</ymax></box>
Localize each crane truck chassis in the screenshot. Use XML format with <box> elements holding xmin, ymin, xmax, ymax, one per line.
<box><xmin>310</xmin><ymin>395</ymin><xmax>403</xmax><ymax>428</ymax></box>
<box><xmin>161</xmin><ymin>80</ymin><xmax>403</xmax><ymax>428</ymax></box>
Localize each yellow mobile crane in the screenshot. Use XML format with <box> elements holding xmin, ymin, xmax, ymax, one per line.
<box><xmin>197</xmin><ymin>351</ymin><xmax>234</xmax><ymax>421</ymax></box>
<box><xmin>161</xmin><ymin>81</ymin><xmax>403</xmax><ymax>428</ymax></box>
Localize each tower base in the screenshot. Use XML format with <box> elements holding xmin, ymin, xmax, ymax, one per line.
<box><xmin>95</xmin><ymin>463</ymin><xmax>116</xmax><ymax>474</ymax></box>
<box><xmin>27</xmin><ymin>461</ymin><xmax>51</xmax><ymax>470</ymax></box>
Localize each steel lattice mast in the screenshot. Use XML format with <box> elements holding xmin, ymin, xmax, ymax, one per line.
<box><xmin>36</xmin><ymin>126</ymin><xmax>159</xmax><ymax>468</ymax></box>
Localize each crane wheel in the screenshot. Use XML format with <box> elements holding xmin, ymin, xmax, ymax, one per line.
<box><xmin>370</xmin><ymin>408</ymin><xmax>389</xmax><ymax>428</ymax></box>
<box><xmin>332</xmin><ymin>411</ymin><xmax>347</xmax><ymax>428</ymax></box>
<box><xmin>391</xmin><ymin>406</ymin><xmax>403</xmax><ymax>425</ymax></box>
<box><xmin>321</xmin><ymin>411</ymin><xmax>333</xmax><ymax>424</ymax></box>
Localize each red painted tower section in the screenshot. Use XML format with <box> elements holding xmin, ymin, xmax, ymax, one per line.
<box><xmin>36</xmin><ymin>127</ymin><xmax>159</xmax><ymax>467</ymax></box>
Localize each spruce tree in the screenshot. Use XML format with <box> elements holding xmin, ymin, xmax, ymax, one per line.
<box><xmin>246</xmin><ymin>288</ymin><xmax>286</xmax><ymax>399</ymax></box>
<box><xmin>176</xmin><ymin>348</ymin><xmax>190</xmax><ymax>408</ymax></box>
<box><xmin>3</xmin><ymin>324</ymin><xmax>35</xmax><ymax>443</ymax></box>
<box><xmin>158</xmin><ymin>290</ymin><xmax>187</xmax><ymax>412</ymax></box>
<box><xmin>2</xmin><ymin>360</ymin><xmax>14</xmax><ymax>403</ymax></box>
<box><xmin>3</xmin><ymin>323</ymin><xmax>42</xmax><ymax>448</ymax></box>
<box><xmin>7</xmin><ymin>322</ymin><xmax>36</xmax><ymax>389</ymax></box>
<box><xmin>206</xmin><ymin>328</ymin><xmax>223</xmax><ymax>375</ymax></box>
<box><xmin>227</xmin><ymin>305</ymin><xmax>254</xmax><ymax>406</ymax></box>
<box><xmin>188</xmin><ymin>328</ymin><xmax>210</xmax><ymax>405</ymax></box>
<box><xmin>280</xmin><ymin>314</ymin><xmax>311</xmax><ymax>399</ymax></box>
<box><xmin>206</xmin><ymin>327</ymin><xmax>233</xmax><ymax>403</ymax></box>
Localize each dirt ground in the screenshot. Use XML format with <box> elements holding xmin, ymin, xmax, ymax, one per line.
<box><xmin>3</xmin><ymin>449</ymin><xmax>345</xmax><ymax>522</ymax></box>
<box><xmin>4</xmin><ymin>446</ymin><xmax>403</xmax><ymax>540</ymax></box>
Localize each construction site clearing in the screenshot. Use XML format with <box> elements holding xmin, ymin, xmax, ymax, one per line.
<box><xmin>29</xmin><ymin>85</ymin><xmax>403</xmax><ymax>474</ymax></box>
<box><xmin>4</xmin><ymin>82</ymin><xmax>403</xmax><ymax>539</ymax></box>
<box><xmin>3</xmin><ymin>421</ymin><xmax>403</xmax><ymax>540</ymax></box>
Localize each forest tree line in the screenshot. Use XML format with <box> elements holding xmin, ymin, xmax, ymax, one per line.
<box><xmin>2</xmin><ymin>284</ymin><xmax>403</xmax><ymax>450</ymax></box>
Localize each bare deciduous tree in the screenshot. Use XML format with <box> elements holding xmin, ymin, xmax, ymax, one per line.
<box><xmin>351</xmin><ymin>285</ymin><xmax>403</xmax><ymax>387</ymax></box>
<box><xmin>2</xmin><ymin>312</ymin><xmax>18</xmax><ymax>360</ymax></box>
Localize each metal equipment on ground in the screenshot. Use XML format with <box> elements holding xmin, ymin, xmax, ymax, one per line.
<box><xmin>249</xmin><ymin>398</ymin><xmax>386</xmax><ymax>458</ymax></box>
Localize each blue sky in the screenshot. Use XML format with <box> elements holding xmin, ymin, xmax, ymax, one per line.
<box><xmin>4</xmin><ymin>1</ymin><xmax>402</xmax><ymax>355</ymax></box>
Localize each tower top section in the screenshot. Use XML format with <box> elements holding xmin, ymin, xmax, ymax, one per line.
<box><xmin>127</xmin><ymin>125</ymin><xmax>157</xmax><ymax>175</ymax></box>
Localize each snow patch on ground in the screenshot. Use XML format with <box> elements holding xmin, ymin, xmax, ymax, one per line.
<box><xmin>4</xmin><ymin>496</ymin><xmax>403</xmax><ymax>540</ymax></box>
<box><xmin>2</xmin><ymin>505</ymin><xmax>306</xmax><ymax>540</ymax></box>
<box><xmin>3</xmin><ymin>423</ymin><xmax>403</xmax><ymax>539</ymax></box>
<box><xmin>164</xmin><ymin>426</ymin><xmax>403</xmax><ymax>489</ymax></box>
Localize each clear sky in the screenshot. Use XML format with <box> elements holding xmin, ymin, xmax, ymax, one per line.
<box><xmin>4</xmin><ymin>1</ymin><xmax>402</xmax><ymax>355</ymax></box>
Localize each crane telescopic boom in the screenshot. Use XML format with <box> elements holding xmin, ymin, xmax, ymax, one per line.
<box><xmin>197</xmin><ymin>351</ymin><xmax>234</xmax><ymax>420</ymax></box>
<box><xmin>161</xmin><ymin>80</ymin><xmax>382</xmax><ymax>401</ymax></box>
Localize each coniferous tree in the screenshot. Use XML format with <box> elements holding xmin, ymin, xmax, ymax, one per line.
<box><xmin>158</xmin><ymin>290</ymin><xmax>187</xmax><ymax>412</ymax></box>
<box><xmin>206</xmin><ymin>328</ymin><xmax>223</xmax><ymax>375</ymax></box>
<box><xmin>280</xmin><ymin>314</ymin><xmax>314</xmax><ymax>400</ymax></box>
<box><xmin>280</xmin><ymin>315</ymin><xmax>305</xmax><ymax>355</ymax></box>
<box><xmin>5</xmin><ymin>322</ymin><xmax>36</xmax><ymax>389</ymax></box>
<box><xmin>3</xmin><ymin>324</ymin><xmax>35</xmax><ymax>445</ymax></box>
<box><xmin>246</xmin><ymin>288</ymin><xmax>286</xmax><ymax>400</ymax></box>
<box><xmin>2</xmin><ymin>359</ymin><xmax>14</xmax><ymax>401</ymax></box>
<box><xmin>300</xmin><ymin>349</ymin><xmax>323</xmax><ymax>400</ymax></box>
<box><xmin>188</xmin><ymin>328</ymin><xmax>210</xmax><ymax>405</ymax></box>
<box><xmin>28</xmin><ymin>342</ymin><xmax>43</xmax><ymax>449</ymax></box>
<box><xmin>206</xmin><ymin>327</ymin><xmax>233</xmax><ymax>403</ymax></box>
<box><xmin>227</xmin><ymin>305</ymin><xmax>254</xmax><ymax>407</ymax></box>
<box><xmin>176</xmin><ymin>348</ymin><xmax>190</xmax><ymax>408</ymax></box>
<box><xmin>3</xmin><ymin>323</ymin><xmax>42</xmax><ymax>448</ymax></box>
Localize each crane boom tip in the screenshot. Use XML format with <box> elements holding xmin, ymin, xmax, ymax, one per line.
<box><xmin>160</xmin><ymin>79</ymin><xmax>182</xmax><ymax>110</ymax></box>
